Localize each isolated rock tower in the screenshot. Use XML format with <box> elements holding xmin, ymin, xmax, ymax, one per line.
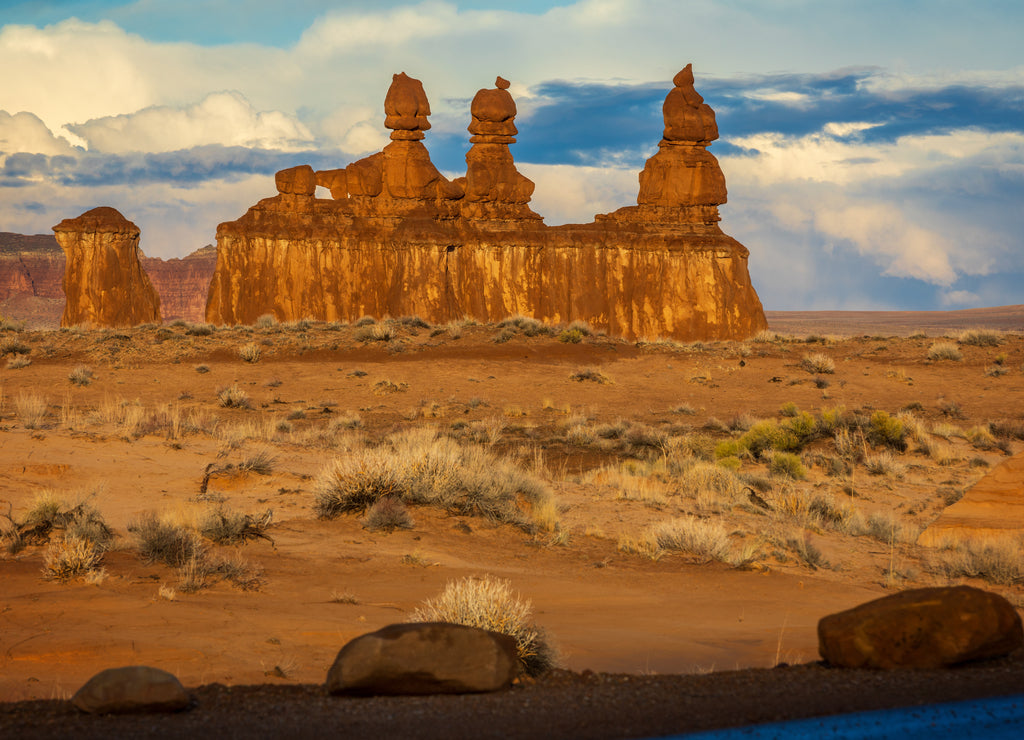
<box><xmin>206</xmin><ymin>67</ymin><xmax>766</xmax><ymax>340</ymax></box>
<box><xmin>53</xmin><ymin>207</ymin><xmax>161</xmax><ymax>328</ymax></box>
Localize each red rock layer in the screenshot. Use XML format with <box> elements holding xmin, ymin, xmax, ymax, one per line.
<box><xmin>53</xmin><ymin>207</ymin><xmax>162</xmax><ymax>328</ymax></box>
<box><xmin>206</xmin><ymin>67</ymin><xmax>767</xmax><ymax>341</ymax></box>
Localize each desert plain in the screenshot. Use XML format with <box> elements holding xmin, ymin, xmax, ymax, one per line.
<box><xmin>2</xmin><ymin>307</ymin><xmax>1024</xmax><ymax>735</ymax></box>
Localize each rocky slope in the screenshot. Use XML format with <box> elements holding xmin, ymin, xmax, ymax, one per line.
<box><xmin>0</xmin><ymin>232</ymin><xmax>215</xmax><ymax>327</ymax></box>
<box><xmin>206</xmin><ymin>66</ymin><xmax>767</xmax><ymax>341</ymax></box>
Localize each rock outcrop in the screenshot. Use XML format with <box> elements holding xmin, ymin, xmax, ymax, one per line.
<box><xmin>206</xmin><ymin>67</ymin><xmax>766</xmax><ymax>341</ymax></box>
<box><xmin>72</xmin><ymin>665</ymin><xmax>190</xmax><ymax>714</ymax></box>
<box><xmin>53</xmin><ymin>207</ymin><xmax>161</xmax><ymax>328</ymax></box>
<box><xmin>818</xmin><ymin>586</ymin><xmax>1023</xmax><ymax>669</ymax></box>
<box><xmin>326</xmin><ymin>622</ymin><xmax>519</xmax><ymax>696</ymax></box>
<box><xmin>918</xmin><ymin>450</ymin><xmax>1024</xmax><ymax>546</ymax></box>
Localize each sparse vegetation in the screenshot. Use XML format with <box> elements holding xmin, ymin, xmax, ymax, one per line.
<box><xmin>217</xmin><ymin>384</ymin><xmax>252</xmax><ymax>409</ymax></box>
<box><xmin>363</xmin><ymin>496</ymin><xmax>414</xmax><ymax>532</ymax></box>
<box><xmin>239</xmin><ymin>342</ymin><xmax>262</xmax><ymax>363</ymax></box>
<box><xmin>409</xmin><ymin>575</ymin><xmax>556</xmax><ymax>676</ymax></box>
<box><xmin>928</xmin><ymin>342</ymin><xmax>962</xmax><ymax>361</ymax></box>
<box><xmin>801</xmin><ymin>353</ymin><xmax>835</xmax><ymax>374</ymax></box>
<box><xmin>14</xmin><ymin>392</ymin><xmax>47</xmax><ymax>428</ymax></box>
<box><xmin>569</xmin><ymin>367</ymin><xmax>609</xmax><ymax>384</ymax></box>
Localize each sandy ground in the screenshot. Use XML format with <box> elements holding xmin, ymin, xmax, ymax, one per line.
<box><xmin>1</xmin><ymin>310</ymin><xmax>1023</xmax><ymax>733</ymax></box>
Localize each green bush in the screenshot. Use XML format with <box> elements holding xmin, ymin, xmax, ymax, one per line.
<box><xmin>769</xmin><ymin>452</ymin><xmax>807</xmax><ymax>480</ymax></box>
<box><xmin>866</xmin><ymin>410</ymin><xmax>907</xmax><ymax>451</ymax></box>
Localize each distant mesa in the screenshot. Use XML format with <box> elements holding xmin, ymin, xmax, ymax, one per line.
<box><xmin>206</xmin><ymin>66</ymin><xmax>767</xmax><ymax>341</ymax></box>
<box><xmin>53</xmin><ymin>207</ymin><xmax>162</xmax><ymax>328</ymax></box>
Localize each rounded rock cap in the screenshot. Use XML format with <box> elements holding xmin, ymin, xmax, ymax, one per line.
<box><xmin>53</xmin><ymin>207</ymin><xmax>140</xmax><ymax>235</ymax></box>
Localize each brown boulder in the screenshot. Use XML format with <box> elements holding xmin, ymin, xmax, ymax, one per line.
<box><xmin>275</xmin><ymin>164</ymin><xmax>317</xmax><ymax>196</ymax></box>
<box><xmin>326</xmin><ymin>622</ymin><xmax>518</xmax><ymax>696</ymax></box>
<box><xmin>818</xmin><ymin>586</ymin><xmax>1023</xmax><ymax>669</ymax></box>
<box><xmin>53</xmin><ymin>207</ymin><xmax>161</xmax><ymax>328</ymax></box>
<box><xmin>71</xmin><ymin>665</ymin><xmax>190</xmax><ymax>714</ymax></box>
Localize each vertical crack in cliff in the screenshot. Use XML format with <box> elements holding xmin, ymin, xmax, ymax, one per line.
<box><xmin>17</xmin><ymin>254</ymin><xmax>39</xmax><ymax>296</ymax></box>
<box><xmin>441</xmin><ymin>245</ymin><xmax>462</xmax><ymax>319</ymax></box>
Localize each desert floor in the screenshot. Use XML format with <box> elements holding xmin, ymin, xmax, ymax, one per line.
<box><xmin>1</xmin><ymin>309</ymin><xmax>1023</xmax><ymax>734</ymax></box>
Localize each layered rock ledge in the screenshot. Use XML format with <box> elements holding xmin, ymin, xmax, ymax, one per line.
<box><xmin>206</xmin><ymin>67</ymin><xmax>766</xmax><ymax>341</ymax></box>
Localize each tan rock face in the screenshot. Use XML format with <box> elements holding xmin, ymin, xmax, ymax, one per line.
<box><xmin>818</xmin><ymin>586</ymin><xmax>1024</xmax><ymax>669</ymax></box>
<box><xmin>918</xmin><ymin>450</ymin><xmax>1024</xmax><ymax>546</ymax></box>
<box><xmin>206</xmin><ymin>67</ymin><xmax>767</xmax><ymax>341</ymax></box>
<box><xmin>326</xmin><ymin>622</ymin><xmax>518</xmax><ymax>696</ymax></box>
<box><xmin>54</xmin><ymin>207</ymin><xmax>161</xmax><ymax>328</ymax></box>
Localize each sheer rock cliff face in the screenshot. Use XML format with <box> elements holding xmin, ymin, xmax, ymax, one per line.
<box><xmin>53</xmin><ymin>207</ymin><xmax>162</xmax><ymax>328</ymax></box>
<box><xmin>206</xmin><ymin>66</ymin><xmax>767</xmax><ymax>341</ymax></box>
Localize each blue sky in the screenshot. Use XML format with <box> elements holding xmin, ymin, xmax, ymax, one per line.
<box><xmin>1</xmin><ymin>1</ymin><xmax>1022</xmax><ymax>310</ymax></box>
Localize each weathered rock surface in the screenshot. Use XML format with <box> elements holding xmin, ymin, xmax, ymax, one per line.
<box><xmin>326</xmin><ymin>622</ymin><xmax>519</xmax><ymax>696</ymax></box>
<box><xmin>0</xmin><ymin>234</ymin><xmax>216</xmax><ymax>327</ymax></box>
<box><xmin>918</xmin><ymin>450</ymin><xmax>1024</xmax><ymax>546</ymax></box>
<box><xmin>206</xmin><ymin>67</ymin><xmax>767</xmax><ymax>341</ymax></box>
<box><xmin>818</xmin><ymin>586</ymin><xmax>1023</xmax><ymax>669</ymax></box>
<box><xmin>54</xmin><ymin>207</ymin><xmax>161</xmax><ymax>328</ymax></box>
<box><xmin>71</xmin><ymin>665</ymin><xmax>190</xmax><ymax>714</ymax></box>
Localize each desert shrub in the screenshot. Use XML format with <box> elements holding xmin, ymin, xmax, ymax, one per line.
<box><xmin>186</xmin><ymin>323</ymin><xmax>215</xmax><ymax>336</ymax></box>
<box><xmin>199</xmin><ymin>508</ymin><xmax>273</xmax><ymax>545</ymax></box>
<box><xmin>816</xmin><ymin>405</ymin><xmax>848</xmax><ymax>437</ymax></box>
<box><xmin>965</xmin><ymin>425</ymin><xmax>998</xmax><ymax>450</ymax></box>
<box><xmin>217</xmin><ymin>384</ymin><xmax>251</xmax><ymax>409</ymax></box>
<box><xmin>14</xmin><ymin>392</ymin><xmax>47</xmax><ymax>429</ymax></box>
<box><xmin>399</xmin><ymin>316</ymin><xmax>431</xmax><ymax>329</ymax></box>
<box><xmin>779</xmin><ymin>401</ymin><xmax>799</xmax><ymax>418</ymax></box>
<box><xmin>255</xmin><ymin>314</ymin><xmax>279</xmax><ymax>329</ymax></box>
<box><xmin>238</xmin><ymin>342</ymin><xmax>262</xmax><ymax>363</ymax></box>
<box><xmin>801</xmin><ymin>353</ymin><xmax>835</xmax><ymax>374</ymax></box>
<box><xmin>237</xmin><ymin>450</ymin><xmax>276</xmax><ymax>475</ymax></box>
<box><xmin>928</xmin><ymin>342</ymin><xmax>962</xmax><ymax>361</ymax></box>
<box><xmin>938</xmin><ymin>537</ymin><xmax>1024</xmax><ymax>585</ymax></box>
<box><xmin>498</xmin><ymin>315</ymin><xmax>550</xmax><ymax>337</ymax></box>
<box><xmin>8</xmin><ymin>494</ymin><xmax>112</xmax><ymax>551</ymax></box>
<box><xmin>194</xmin><ymin>364</ymin><xmax>211</xmax><ymax>374</ymax></box>
<box><xmin>737</xmin><ymin>420</ymin><xmax>804</xmax><ymax>458</ymax></box>
<box><xmin>42</xmin><ymin>535</ymin><xmax>103</xmax><ymax>581</ymax></box>
<box><xmin>68</xmin><ymin>365</ymin><xmax>94</xmax><ymax>386</ymax></box>
<box><xmin>492</xmin><ymin>328</ymin><xmax>515</xmax><ymax>344</ymax></box>
<box><xmin>129</xmin><ymin>513</ymin><xmax>204</xmax><ymax>567</ymax></box>
<box><xmin>956</xmin><ymin>329</ymin><xmax>1003</xmax><ymax>347</ymax></box>
<box><xmin>594</xmin><ymin>420</ymin><xmax>628</xmax><ymax>440</ymax></box>
<box><xmin>354</xmin><ymin>316</ymin><xmax>377</xmax><ymax>327</ymax></box>
<box><xmin>865</xmin><ymin>410</ymin><xmax>907</xmax><ymax>451</ymax></box>
<box><xmin>565</xmin><ymin>424</ymin><xmax>596</xmax><ymax>446</ymax></box>
<box><xmin>363</xmin><ymin>497</ymin><xmax>414</xmax><ymax>532</ymax></box>
<box><xmin>670</xmin><ymin>403</ymin><xmax>697</xmax><ymax>416</ymax></box>
<box><xmin>985</xmin><ymin>365</ymin><xmax>1010</xmax><ymax>378</ymax></box>
<box><xmin>557</xmin><ymin>328</ymin><xmax>585</xmax><ymax>344</ymax></box>
<box><xmin>313</xmin><ymin>429</ymin><xmax>554</xmax><ymax>532</ymax></box>
<box><xmin>569</xmin><ymin>367</ymin><xmax>609</xmax><ymax>384</ymax></box>
<box><xmin>750</xmin><ymin>330</ymin><xmax>779</xmax><ymax>343</ymax></box>
<box><xmin>6</xmin><ymin>353</ymin><xmax>30</xmax><ymax>369</ymax></box>
<box><xmin>356</xmin><ymin>323</ymin><xmax>396</xmax><ymax>342</ymax></box>
<box><xmin>372</xmin><ymin>379</ymin><xmax>408</xmax><ymax>395</ymax></box>
<box><xmin>714</xmin><ymin>440</ymin><xmax>740</xmax><ymax>459</ymax></box>
<box><xmin>0</xmin><ymin>337</ymin><xmax>30</xmax><ymax>355</ymax></box>
<box><xmin>991</xmin><ymin>419</ymin><xmax>1024</xmax><ymax>441</ymax></box>
<box><xmin>769</xmin><ymin>451</ymin><xmax>807</xmax><ymax>480</ymax></box>
<box><xmin>864</xmin><ymin>451</ymin><xmax>904</xmax><ymax>477</ymax></box>
<box><xmin>671</xmin><ymin>460</ymin><xmax>745</xmax><ymax>511</ymax></box>
<box><xmin>409</xmin><ymin>575</ymin><xmax>556</xmax><ymax>676</ymax></box>
<box><xmin>864</xmin><ymin>511</ymin><xmax>915</xmax><ymax>544</ymax></box>
<box><xmin>624</xmin><ymin>423</ymin><xmax>667</xmax><ymax>452</ymax></box>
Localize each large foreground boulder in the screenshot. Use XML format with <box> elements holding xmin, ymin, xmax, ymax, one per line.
<box><xmin>326</xmin><ymin>622</ymin><xmax>518</xmax><ymax>695</ymax></box>
<box><xmin>818</xmin><ymin>586</ymin><xmax>1023</xmax><ymax>669</ymax></box>
<box><xmin>71</xmin><ymin>665</ymin><xmax>190</xmax><ymax>714</ymax></box>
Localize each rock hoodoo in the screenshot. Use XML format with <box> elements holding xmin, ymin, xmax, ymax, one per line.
<box><xmin>206</xmin><ymin>67</ymin><xmax>766</xmax><ymax>340</ymax></box>
<box><xmin>53</xmin><ymin>207</ymin><xmax>161</xmax><ymax>328</ymax></box>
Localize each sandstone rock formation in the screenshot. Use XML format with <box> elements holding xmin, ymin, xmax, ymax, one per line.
<box><xmin>818</xmin><ymin>586</ymin><xmax>1023</xmax><ymax>669</ymax></box>
<box><xmin>0</xmin><ymin>233</ymin><xmax>216</xmax><ymax>327</ymax></box>
<box><xmin>206</xmin><ymin>68</ymin><xmax>766</xmax><ymax>341</ymax></box>
<box><xmin>72</xmin><ymin>665</ymin><xmax>190</xmax><ymax>714</ymax></box>
<box><xmin>326</xmin><ymin>622</ymin><xmax>518</xmax><ymax>696</ymax></box>
<box><xmin>53</xmin><ymin>207</ymin><xmax>161</xmax><ymax>328</ymax></box>
<box><xmin>918</xmin><ymin>450</ymin><xmax>1024</xmax><ymax>546</ymax></box>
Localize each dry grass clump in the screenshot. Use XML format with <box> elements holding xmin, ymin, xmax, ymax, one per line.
<box><xmin>14</xmin><ymin>392</ymin><xmax>47</xmax><ymax>428</ymax></box>
<box><xmin>185</xmin><ymin>323</ymin><xmax>215</xmax><ymax>336</ymax></box>
<box><xmin>498</xmin><ymin>315</ymin><xmax>552</xmax><ymax>337</ymax></box>
<box><xmin>68</xmin><ymin>365</ymin><xmax>94</xmax><ymax>386</ymax></box>
<box><xmin>198</xmin><ymin>508</ymin><xmax>274</xmax><ymax>545</ymax></box>
<box><xmin>42</xmin><ymin>535</ymin><xmax>103</xmax><ymax>581</ymax></box>
<box><xmin>372</xmin><ymin>379</ymin><xmax>408</xmax><ymax>395</ymax></box>
<box><xmin>0</xmin><ymin>336</ymin><xmax>30</xmax><ymax>356</ymax></box>
<box><xmin>217</xmin><ymin>384</ymin><xmax>252</xmax><ymax>409</ymax></box>
<box><xmin>646</xmin><ymin>516</ymin><xmax>732</xmax><ymax>564</ymax></box>
<box><xmin>569</xmin><ymin>367</ymin><xmax>610</xmax><ymax>384</ymax></box>
<box><xmin>6</xmin><ymin>353</ymin><xmax>30</xmax><ymax>369</ymax></box>
<box><xmin>927</xmin><ymin>342</ymin><xmax>962</xmax><ymax>361</ymax></box>
<box><xmin>3</xmin><ymin>493</ymin><xmax>114</xmax><ymax>557</ymax></box>
<box><xmin>937</xmin><ymin>536</ymin><xmax>1024</xmax><ymax>585</ymax></box>
<box><xmin>313</xmin><ymin>429</ymin><xmax>555</xmax><ymax>532</ymax></box>
<box><xmin>955</xmin><ymin>329</ymin><xmax>1003</xmax><ymax>347</ymax></box>
<box><xmin>256</xmin><ymin>314</ymin><xmax>278</xmax><ymax>329</ymax></box>
<box><xmin>863</xmin><ymin>510</ymin><xmax>917</xmax><ymax>544</ymax></box>
<box><xmin>801</xmin><ymin>352</ymin><xmax>835</xmax><ymax>374</ymax></box>
<box><xmin>768</xmin><ymin>451</ymin><xmax>807</xmax><ymax>480</ymax></box>
<box><xmin>238</xmin><ymin>342</ymin><xmax>262</xmax><ymax>363</ymax></box>
<box><xmin>409</xmin><ymin>575</ymin><xmax>556</xmax><ymax>676</ymax></box>
<box><xmin>356</xmin><ymin>322</ymin><xmax>397</xmax><ymax>342</ymax></box>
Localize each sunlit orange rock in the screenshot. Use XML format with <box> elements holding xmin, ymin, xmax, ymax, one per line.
<box><xmin>206</xmin><ymin>67</ymin><xmax>766</xmax><ymax>340</ymax></box>
<box><xmin>53</xmin><ymin>207</ymin><xmax>161</xmax><ymax>328</ymax></box>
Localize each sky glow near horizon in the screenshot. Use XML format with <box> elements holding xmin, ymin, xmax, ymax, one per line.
<box><xmin>1</xmin><ymin>0</ymin><xmax>1022</xmax><ymax>310</ymax></box>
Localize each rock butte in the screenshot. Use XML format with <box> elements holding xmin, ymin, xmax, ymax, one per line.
<box><xmin>206</xmin><ymin>66</ymin><xmax>767</xmax><ymax>341</ymax></box>
<box><xmin>918</xmin><ymin>450</ymin><xmax>1024</xmax><ymax>546</ymax></box>
<box><xmin>53</xmin><ymin>207</ymin><xmax>161</xmax><ymax>328</ymax></box>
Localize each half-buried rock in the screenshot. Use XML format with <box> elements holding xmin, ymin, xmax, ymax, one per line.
<box><xmin>71</xmin><ymin>665</ymin><xmax>190</xmax><ymax>714</ymax></box>
<box><xmin>326</xmin><ymin>622</ymin><xmax>518</xmax><ymax>695</ymax></box>
<box><xmin>818</xmin><ymin>585</ymin><xmax>1023</xmax><ymax>669</ymax></box>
